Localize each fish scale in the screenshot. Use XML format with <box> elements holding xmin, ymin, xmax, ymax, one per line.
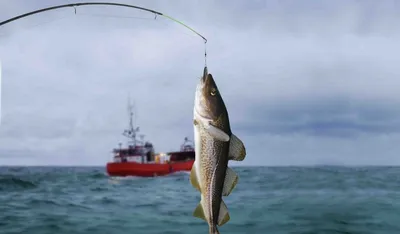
<box><xmin>200</xmin><ymin>129</ymin><xmax>229</xmax><ymax>225</ymax></box>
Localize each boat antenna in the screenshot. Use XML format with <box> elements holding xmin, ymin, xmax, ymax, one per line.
<box><xmin>139</xmin><ymin>134</ymin><xmax>145</xmax><ymax>144</ymax></box>
<box><xmin>123</xmin><ymin>98</ymin><xmax>139</xmax><ymax>147</ymax></box>
<box><xmin>181</xmin><ymin>137</ymin><xmax>193</xmax><ymax>151</ymax></box>
<box><xmin>133</xmin><ymin>99</ymin><xmax>137</xmax><ymax>129</ymax></box>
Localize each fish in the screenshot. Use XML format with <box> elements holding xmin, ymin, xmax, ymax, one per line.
<box><xmin>190</xmin><ymin>66</ymin><xmax>246</xmax><ymax>234</ymax></box>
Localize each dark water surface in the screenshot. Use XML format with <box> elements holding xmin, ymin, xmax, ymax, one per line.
<box><xmin>1</xmin><ymin>166</ymin><xmax>399</xmax><ymax>234</ymax></box>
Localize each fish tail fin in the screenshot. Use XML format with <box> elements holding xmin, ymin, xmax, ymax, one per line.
<box><xmin>209</xmin><ymin>225</ymin><xmax>220</xmax><ymax>234</ymax></box>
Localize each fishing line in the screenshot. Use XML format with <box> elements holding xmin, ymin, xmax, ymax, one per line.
<box><xmin>0</xmin><ymin>2</ymin><xmax>208</xmax><ymax>65</ymax></box>
<box><xmin>76</xmin><ymin>13</ymin><xmax>155</xmax><ymax>21</ymax></box>
<box><xmin>0</xmin><ymin>15</ymin><xmax>71</xmax><ymax>37</ymax></box>
<box><xmin>149</xmin><ymin>17</ymin><xmax>204</xmax><ymax>45</ymax></box>
<box><xmin>204</xmin><ymin>40</ymin><xmax>207</xmax><ymax>67</ymax></box>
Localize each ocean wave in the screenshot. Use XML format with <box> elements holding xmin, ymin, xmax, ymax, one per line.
<box><xmin>0</xmin><ymin>175</ymin><xmax>37</xmax><ymax>191</ymax></box>
<box><xmin>88</xmin><ymin>172</ymin><xmax>108</xmax><ymax>179</ymax></box>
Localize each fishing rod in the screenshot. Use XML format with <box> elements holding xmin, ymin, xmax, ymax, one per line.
<box><xmin>0</xmin><ymin>2</ymin><xmax>208</xmax><ymax>65</ymax></box>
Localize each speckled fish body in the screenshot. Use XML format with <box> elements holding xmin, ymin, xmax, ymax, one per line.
<box><xmin>190</xmin><ymin>67</ymin><xmax>246</xmax><ymax>234</ymax></box>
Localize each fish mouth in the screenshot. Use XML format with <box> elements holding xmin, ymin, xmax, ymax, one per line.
<box><xmin>200</xmin><ymin>74</ymin><xmax>206</xmax><ymax>84</ymax></box>
<box><xmin>194</xmin><ymin>80</ymin><xmax>213</xmax><ymax>123</ymax></box>
<box><xmin>196</xmin><ymin>73</ymin><xmax>207</xmax><ymax>94</ymax></box>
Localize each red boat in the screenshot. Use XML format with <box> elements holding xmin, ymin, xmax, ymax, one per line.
<box><xmin>106</xmin><ymin>102</ymin><xmax>195</xmax><ymax>177</ymax></box>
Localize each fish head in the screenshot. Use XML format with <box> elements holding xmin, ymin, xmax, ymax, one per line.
<box><xmin>195</xmin><ymin>67</ymin><xmax>226</xmax><ymax>121</ymax></box>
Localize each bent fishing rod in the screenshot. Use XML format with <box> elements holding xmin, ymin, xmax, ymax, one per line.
<box><xmin>0</xmin><ymin>2</ymin><xmax>208</xmax><ymax>65</ymax></box>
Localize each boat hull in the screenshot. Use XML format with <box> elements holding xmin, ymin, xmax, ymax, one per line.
<box><xmin>106</xmin><ymin>160</ymin><xmax>194</xmax><ymax>177</ymax></box>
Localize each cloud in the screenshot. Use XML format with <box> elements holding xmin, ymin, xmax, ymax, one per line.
<box><xmin>236</xmin><ymin>133</ymin><xmax>400</xmax><ymax>166</ymax></box>
<box><xmin>235</xmin><ymin>98</ymin><xmax>400</xmax><ymax>138</ymax></box>
<box><xmin>1</xmin><ymin>0</ymin><xmax>400</xmax><ymax>165</ymax></box>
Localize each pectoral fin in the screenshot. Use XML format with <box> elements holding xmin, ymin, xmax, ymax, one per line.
<box><xmin>222</xmin><ymin>167</ymin><xmax>239</xmax><ymax>196</ymax></box>
<box><xmin>218</xmin><ymin>200</ymin><xmax>230</xmax><ymax>226</ymax></box>
<box><xmin>228</xmin><ymin>133</ymin><xmax>246</xmax><ymax>161</ymax></box>
<box><xmin>190</xmin><ymin>164</ymin><xmax>201</xmax><ymax>192</ymax></box>
<box><xmin>205</xmin><ymin>125</ymin><xmax>230</xmax><ymax>142</ymax></box>
<box><xmin>193</xmin><ymin>203</ymin><xmax>206</xmax><ymax>221</ymax></box>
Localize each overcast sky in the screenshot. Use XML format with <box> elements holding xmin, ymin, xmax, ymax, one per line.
<box><xmin>1</xmin><ymin>0</ymin><xmax>400</xmax><ymax>166</ymax></box>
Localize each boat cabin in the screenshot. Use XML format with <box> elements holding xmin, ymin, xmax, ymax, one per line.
<box><xmin>113</xmin><ymin>143</ymin><xmax>155</xmax><ymax>163</ymax></box>
<box><xmin>169</xmin><ymin>151</ymin><xmax>195</xmax><ymax>162</ymax></box>
<box><xmin>167</xmin><ymin>137</ymin><xmax>195</xmax><ymax>162</ymax></box>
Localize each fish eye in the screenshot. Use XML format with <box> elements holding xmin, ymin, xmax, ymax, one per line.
<box><xmin>210</xmin><ymin>88</ymin><xmax>217</xmax><ymax>96</ymax></box>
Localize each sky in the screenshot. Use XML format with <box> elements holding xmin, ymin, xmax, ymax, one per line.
<box><xmin>1</xmin><ymin>0</ymin><xmax>400</xmax><ymax>166</ymax></box>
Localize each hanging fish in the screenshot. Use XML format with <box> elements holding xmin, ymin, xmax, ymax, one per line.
<box><xmin>190</xmin><ymin>67</ymin><xmax>246</xmax><ymax>234</ymax></box>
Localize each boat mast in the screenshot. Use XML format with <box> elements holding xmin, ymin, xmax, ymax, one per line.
<box><xmin>123</xmin><ymin>99</ymin><xmax>140</xmax><ymax>147</ymax></box>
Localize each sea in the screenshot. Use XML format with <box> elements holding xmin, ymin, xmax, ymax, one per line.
<box><xmin>0</xmin><ymin>166</ymin><xmax>399</xmax><ymax>234</ymax></box>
